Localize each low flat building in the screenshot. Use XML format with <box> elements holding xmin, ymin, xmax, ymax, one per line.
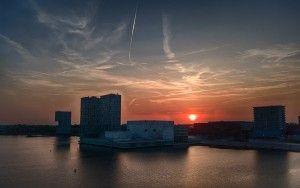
<box><xmin>126</xmin><ymin>120</ymin><xmax>174</xmax><ymax>141</ymax></box>
<box><xmin>105</xmin><ymin>131</ymin><xmax>131</xmax><ymax>141</ymax></box>
<box><xmin>80</xmin><ymin>120</ymin><xmax>175</xmax><ymax>149</ymax></box>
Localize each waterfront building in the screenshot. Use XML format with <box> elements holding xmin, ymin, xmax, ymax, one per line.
<box><xmin>253</xmin><ymin>105</ymin><xmax>286</xmax><ymax>139</ymax></box>
<box><xmin>55</xmin><ymin>111</ymin><xmax>71</xmax><ymax>135</ymax></box>
<box><xmin>100</xmin><ymin>94</ymin><xmax>121</xmax><ymax>131</ymax></box>
<box><xmin>80</xmin><ymin>120</ymin><xmax>175</xmax><ymax>149</ymax></box>
<box><xmin>80</xmin><ymin>94</ymin><xmax>121</xmax><ymax>137</ymax></box>
<box><xmin>80</xmin><ymin>96</ymin><xmax>102</xmax><ymax>137</ymax></box>
<box><xmin>126</xmin><ymin>120</ymin><xmax>174</xmax><ymax>141</ymax></box>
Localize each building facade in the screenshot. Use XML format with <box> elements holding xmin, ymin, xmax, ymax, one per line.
<box><xmin>80</xmin><ymin>94</ymin><xmax>121</xmax><ymax>137</ymax></box>
<box><xmin>55</xmin><ymin>111</ymin><xmax>71</xmax><ymax>135</ymax></box>
<box><xmin>100</xmin><ymin>94</ymin><xmax>121</xmax><ymax>131</ymax></box>
<box><xmin>126</xmin><ymin>120</ymin><xmax>174</xmax><ymax>141</ymax></box>
<box><xmin>80</xmin><ymin>97</ymin><xmax>102</xmax><ymax>137</ymax></box>
<box><xmin>253</xmin><ymin>105</ymin><xmax>286</xmax><ymax>139</ymax></box>
<box><xmin>174</xmin><ymin>125</ymin><xmax>188</xmax><ymax>143</ymax></box>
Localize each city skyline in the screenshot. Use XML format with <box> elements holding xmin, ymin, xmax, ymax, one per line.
<box><xmin>0</xmin><ymin>0</ymin><xmax>300</xmax><ymax>124</ymax></box>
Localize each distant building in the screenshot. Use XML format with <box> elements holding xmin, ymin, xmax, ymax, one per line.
<box><xmin>80</xmin><ymin>94</ymin><xmax>121</xmax><ymax>137</ymax></box>
<box><xmin>298</xmin><ymin>116</ymin><xmax>300</xmax><ymax>125</ymax></box>
<box><xmin>55</xmin><ymin>111</ymin><xmax>71</xmax><ymax>135</ymax></box>
<box><xmin>191</xmin><ymin>121</ymin><xmax>252</xmax><ymax>140</ymax></box>
<box><xmin>253</xmin><ymin>105</ymin><xmax>286</xmax><ymax>139</ymax></box>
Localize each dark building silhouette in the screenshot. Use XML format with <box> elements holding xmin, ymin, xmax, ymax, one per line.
<box><xmin>81</xmin><ymin>96</ymin><xmax>102</xmax><ymax>137</ymax></box>
<box><xmin>190</xmin><ymin>121</ymin><xmax>252</xmax><ymax>140</ymax></box>
<box><xmin>253</xmin><ymin>105</ymin><xmax>286</xmax><ymax>139</ymax></box>
<box><xmin>55</xmin><ymin>111</ymin><xmax>71</xmax><ymax>135</ymax></box>
<box><xmin>80</xmin><ymin>94</ymin><xmax>121</xmax><ymax>137</ymax></box>
<box><xmin>100</xmin><ymin>94</ymin><xmax>121</xmax><ymax>131</ymax></box>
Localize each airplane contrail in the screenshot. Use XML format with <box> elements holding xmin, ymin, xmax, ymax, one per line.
<box><xmin>129</xmin><ymin>0</ymin><xmax>139</xmax><ymax>63</ymax></box>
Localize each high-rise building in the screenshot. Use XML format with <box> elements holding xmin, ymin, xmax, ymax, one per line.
<box><xmin>55</xmin><ymin>111</ymin><xmax>71</xmax><ymax>135</ymax></box>
<box><xmin>100</xmin><ymin>94</ymin><xmax>121</xmax><ymax>131</ymax></box>
<box><xmin>80</xmin><ymin>94</ymin><xmax>121</xmax><ymax>137</ymax></box>
<box><xmin>253</xmin><ymin>105</ymin><xmax>286</xmax><ymax>139</ymax></box>
<box><xmin>80</xmin><ymin>97</ymin><xmax>102</xmax><ymax>137</ymax></box>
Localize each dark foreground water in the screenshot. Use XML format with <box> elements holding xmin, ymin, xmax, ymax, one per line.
<box><xmin>0</xmin><ymin>136</ymin><xmax>300</xmax><ymax>188</ymax></box>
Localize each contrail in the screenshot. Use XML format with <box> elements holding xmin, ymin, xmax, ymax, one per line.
<box><xmin>129</xmin><ymin>0</ymin><xmax>138</xmax><ymax>63</ymax></box>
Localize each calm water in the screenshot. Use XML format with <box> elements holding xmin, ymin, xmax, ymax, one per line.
<box><xmin>0</xmin><ymin>136</ymin><xmax>300</xmax><ymax>188</ymax></box>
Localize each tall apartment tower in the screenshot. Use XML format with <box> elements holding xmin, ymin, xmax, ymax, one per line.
<box><xmin>253</xmin><ymin>105</ymin><xmax>286</xmax><ymax>139</ymax></box>
<box><xmin>80</xmin><ymin>94</ymin><xmax>121</xmax><ymax>137</ymax></box>
<box><xmin>80</xmin><ymin>97</ymin><xmax>102</xmax><ymax>137</ymax></box>
<box><xmin>100</xmin><ymin>94</ymin><xmax>121</xmax><ymax>131</ymax></box>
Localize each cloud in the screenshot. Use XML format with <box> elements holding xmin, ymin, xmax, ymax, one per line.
<box><xmin>0</xmin><ymin>33</ymin><xmax>35</xmax><ymax>62</ymax></box>
<box><xmin>28</xmin><ymin>0</ymin><xmax>129</xmax><ymax>76</ymax></box>
<box><xmin>164</xmin><ymin>63</ymin><xmax>197</xmax><ymax>73</ymax></box>
<box><xmin>106</xmin><ymin>22</ymin><xmax>128</xmax><ymax>45</ymax></box>
<box><xmin>20</xmin><ymin>78</ymin><xmax>64</xmax><ymax>88</ymax></box>
<box><xmin>162</xmin><ymin>13</ymin><xmax>177</xmax><ymax>63</ymax></box>
<box><xmin>240</xmin><ymin>45</ymin><xmax>300</xmax><ymax>63</ymax></box>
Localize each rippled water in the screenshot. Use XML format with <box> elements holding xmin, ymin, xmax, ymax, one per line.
<box><xmin>0</xmin><ymin>136</ymin><xmax>300</xmax><ymax>188</ymax></box>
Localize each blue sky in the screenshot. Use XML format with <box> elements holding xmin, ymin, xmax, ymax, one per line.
<box><xmin>0</xmin><ymin>0</ymin><xmax>299</xmax><ymax>124</ymax></box>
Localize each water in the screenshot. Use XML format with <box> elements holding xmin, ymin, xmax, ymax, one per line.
<box><xmin>0</xmin><ymin>136</ymin><xmax>300</xmax><ymax>188</ymax></box>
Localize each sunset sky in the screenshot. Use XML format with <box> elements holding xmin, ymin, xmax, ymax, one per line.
<box><xmin>0</xmin><ymin>0</ymin><xmax>299</xmax><ymax>124</ymax></box>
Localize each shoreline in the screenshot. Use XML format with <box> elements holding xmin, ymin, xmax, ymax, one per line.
<box><xmin>189</xmin><ymin>137</ymin><xmax>300</xmax><ymax>152</ymax></box>
<box><xmin>2</xmin><ymin>135</ymin><xmax>300</xmax><ymax>152</ymax></box>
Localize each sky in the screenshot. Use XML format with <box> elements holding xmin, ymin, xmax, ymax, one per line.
<box><xmin>0</xmin><ymin>0</ymin><xmax>300</xmax><ymax>124</ymax></box>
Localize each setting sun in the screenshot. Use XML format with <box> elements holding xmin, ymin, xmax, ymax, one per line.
<box><xmin>188</xmin><ymin>114</ymin><xmax>197</xmax><ymax>121</ymax></box>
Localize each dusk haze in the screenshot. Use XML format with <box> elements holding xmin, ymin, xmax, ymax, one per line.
<box><xmin>0</xmin><ymin>0</ymin><xmax>299</xmax><ymax>125</ymax></box>
<box><xmin>1</xmin><ymin>1</ymin><xmax>300</xmax><ymax>188</ymax></box>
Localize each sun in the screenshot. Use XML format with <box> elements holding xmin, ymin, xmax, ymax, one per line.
<box><xmin>188</xmin><ymin>114</ymin><xmax>197</xmax><ymax>121</ymax></box>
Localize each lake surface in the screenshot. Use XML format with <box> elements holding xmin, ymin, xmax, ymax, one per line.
<box><xmin>0</xmin><ymin>136</ymin><xmax>300</xmax><ymax>188</ymax></box>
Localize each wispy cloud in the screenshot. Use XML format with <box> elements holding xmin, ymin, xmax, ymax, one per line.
<box><xmin>240</xmin><ymin>45</ymin><xmax>300</xmax><ymax>63</ymax></box>
<box><xmin>106</xmin><ymin>22</ymin><xmax>128</xmax><ymax>45</ymax></box>
<box><xmin>0</xmin><ymin>33</ymin><xmax>35</xmax><ymax>62</ymax></box>
<box><xmin>164</xmin><ymin>63</ymin><xmax>197</xmax><ymax>73</ymax></box>
<box><xmin>162</xmin><ymin>13</ymin><xmax>177</xmax><ymax>63</ymax></box>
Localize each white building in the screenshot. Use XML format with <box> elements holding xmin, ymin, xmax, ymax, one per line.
<box><xmin>104</xmin><ymin>120</ymin><xmax>174</xmax><ymax>142</ymax></box>
<box><xmin>105</xmin><ymin>131</ymin><xmax>131</xmax><ymax>141</ymax></box>
<box><xmin>127</xmin><ymin>120</ymin><xmax>174</xmax><ymax>141</ymax></box>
